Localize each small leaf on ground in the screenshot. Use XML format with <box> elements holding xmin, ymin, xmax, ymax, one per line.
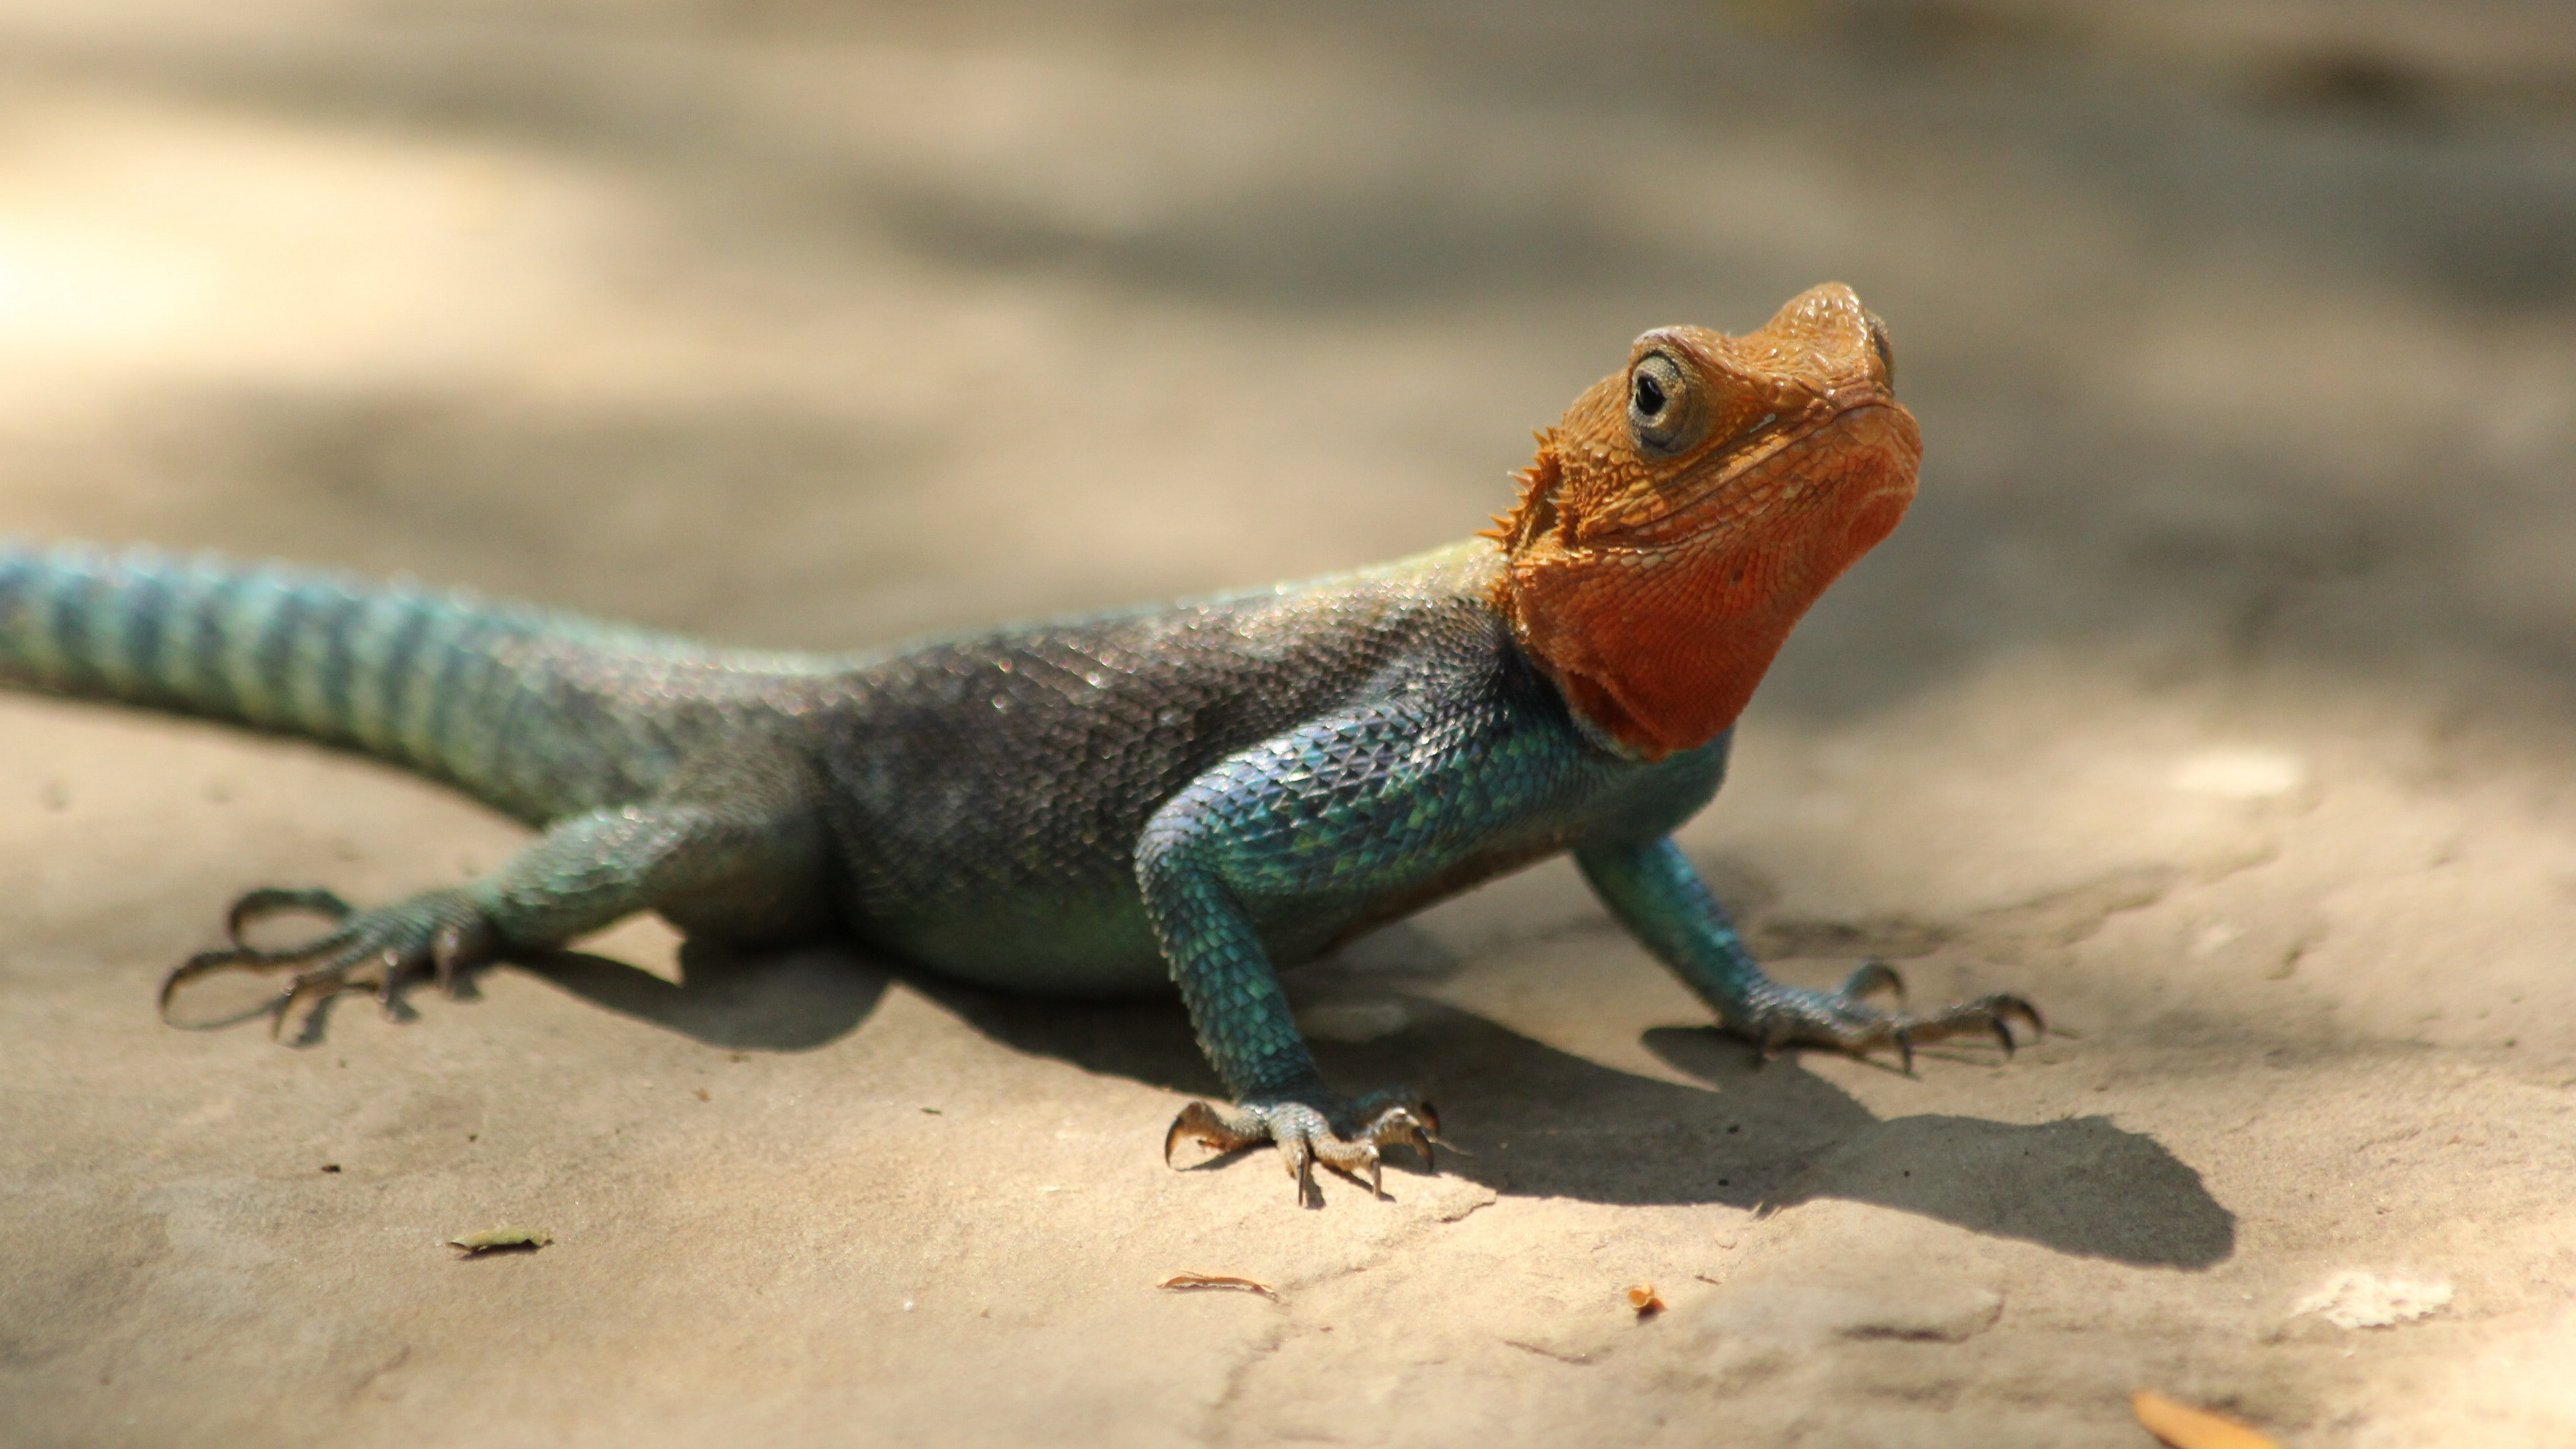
<box><xmin>449</xmin><ymin>1228</ymin><xmax>553</xmax><ymax>1255</ymax></box>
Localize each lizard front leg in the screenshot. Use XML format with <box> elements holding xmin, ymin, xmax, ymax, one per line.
<box><xmin>164</xmin><ymin>745</ymin><xmax>836</xmax><ymax>1038</ymax></box>
<box><xmin>1576</xmin><ymin>836</ymin><xmax>2039</xmax><ymax>1071</ymax></box>
<box><xmin>1136</xmin><ymin>731</ymin><xmax>1444</xmax><ymax>1207</ymax></box>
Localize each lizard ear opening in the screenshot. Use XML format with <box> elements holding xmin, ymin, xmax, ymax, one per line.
<box><xmin>1627</xmin><ymin>351</ymin><xmax>1711</xmax><ymax>459</ymax></box>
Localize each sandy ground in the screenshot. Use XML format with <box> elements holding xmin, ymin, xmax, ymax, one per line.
<box><xmin>3</xmin><ymin>2</ymin><xmax>2575</xmax><ymax>1444</ymax></box>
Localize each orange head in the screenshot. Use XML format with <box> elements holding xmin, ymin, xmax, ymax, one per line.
<box><xmin>1489</xmin><ymin>283</ymin><xmax>1921</xmax><ymax>759</ymax></box>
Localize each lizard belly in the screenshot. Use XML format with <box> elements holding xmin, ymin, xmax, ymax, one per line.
<box><xmin>845</xmin><ymin>825</ymin><xmax>1564</xmax><ymax>998</ymax></box>
<box><xmin>853</xmin><ymin>889</ymin><xmax>1171</xmax><ymax>996</ymax></box>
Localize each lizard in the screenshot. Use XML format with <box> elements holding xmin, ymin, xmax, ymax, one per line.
<box><xmin>0</xmin><ymin>282</ymin><xmax>2036</xmax><ymax>1204</ymax></box>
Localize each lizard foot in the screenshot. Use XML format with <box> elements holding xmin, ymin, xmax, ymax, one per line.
<box><xmin>1746</xmin><ymin>961</ymin><xmax>2043</xmax><ymax>1074</ymax></box>
<box><xmin>1165</xmin><ymin>1092</ymin><xmax>1442</xmax><ymax>1208</ymax></box>
<box><xmin>160</xmin><ymin>887</ymin><xmax>497</xmax><ymax>1041</ymax></box>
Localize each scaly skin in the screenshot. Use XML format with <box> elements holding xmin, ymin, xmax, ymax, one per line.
<box><xmin>0</xmin><ymin>284</ymin><xmax>2035</xmax><ymax>1205</ymax></box>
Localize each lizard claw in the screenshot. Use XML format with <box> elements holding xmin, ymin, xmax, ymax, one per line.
<box><xmin>1740</xmin><ymin>962</ymin><xmax>2042</xmax><ymax>1075</ymax></box>
<box><xmin>1165</xmin><ymin>1100</ymin><xmax>1261</xmax><ymax>1165</ymax></box>
<box><xmin>160</xmin><ymin>887</ymin><xmax>496</xmax><ymax>1041</ymax></box>
<box><xmin>1873</xmin><ymin>991</ymin><xmax>2043</xmax><ymax>1073</ymax></box>
<box><xmin>1165</xmin><ymin>1092</ymin><xmax>1442</xmax><ymax>1207</ymax></box>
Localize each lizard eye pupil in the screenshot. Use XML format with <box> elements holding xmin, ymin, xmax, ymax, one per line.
<box><xmin>1625</xmin><ymin>350</ymin><xmax>1705</xmax><ymax>458</ymax></box>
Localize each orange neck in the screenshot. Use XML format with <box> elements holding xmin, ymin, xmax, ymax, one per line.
<box><xmin>1505</xmin><ymin>476</ymin><xmax>1911</xmax><ymax>760</ymax></box>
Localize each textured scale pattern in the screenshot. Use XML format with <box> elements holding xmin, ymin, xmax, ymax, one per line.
<box><xmin>0</xmin><ymin>285</ymin><xmax>2038</xmax><ymax>1200</ymax></box>
<box><xmin>0</xmin><ymin>543</ymin><xmax>835</xmax><ymax>824</ymax></box>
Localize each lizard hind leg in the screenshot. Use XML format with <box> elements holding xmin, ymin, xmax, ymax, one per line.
<box><xmin>158</xmin><ymin>742</ymin><xmax>838</xmax><ymax>1044</ymax></box>
<box><xmin>1165</xmin><ymin>1093</ymin><xmax>1442</xmax><ymax>1208</ymax></box>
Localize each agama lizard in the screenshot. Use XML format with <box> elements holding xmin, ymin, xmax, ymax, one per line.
<box><xmin>0</xmin><ymin>284</ymin><xmax>2035</xmax><ymax>1203</ymax></box>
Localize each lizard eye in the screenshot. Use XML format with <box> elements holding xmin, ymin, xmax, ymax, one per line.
<box><xmin>1865</xmin><ymin>311</ymin><xmax>1896</xmax><ymax>388</ymax></box>
<box><xmin>1627</xmin><ymin>351</ymin><xmax>1709</xmax><ymax>458</ymax></box>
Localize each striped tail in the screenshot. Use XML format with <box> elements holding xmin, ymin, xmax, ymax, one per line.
<box><xmin>0</xmin><ymin>541</ymin><xmax>813</xmax><ymax>822</ymax></box>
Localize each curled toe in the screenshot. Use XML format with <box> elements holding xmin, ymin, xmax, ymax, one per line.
<box><xmin>1160</xmin><ymin>1094</ymin><xmax>1444</xmax><ymax>1206</ymax></box>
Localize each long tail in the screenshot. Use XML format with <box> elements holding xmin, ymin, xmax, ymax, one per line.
<box><xmin>0</xmin><ymin>541</ymin><xmax>830</xmax><ymax>822</ymax></box>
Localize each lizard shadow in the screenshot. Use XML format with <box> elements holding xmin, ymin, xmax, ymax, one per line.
<box><xmin>914</xmin><ymin>973</ymin><xmax>2236</xmax><ymax>1270</ymax></box>
<box><xmin>500</xmin><ymin>938</ymin><xmax>2232</xmax><ymax>1269</ymax></box>
<box><xmin>1637</xmin><ymin>1026</ymin><xmax>2236</xmax><ymax>1270</ymax></box>
<box><xmin>511</xmin><ymin>939</ymin><xmax>891</xmax><ymax>1053</ymax></box>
